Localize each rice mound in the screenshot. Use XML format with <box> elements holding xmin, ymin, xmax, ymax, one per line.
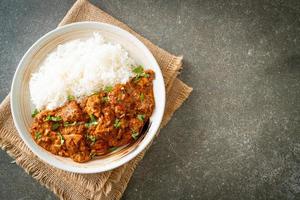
<box><xmin>29</xmin><ymin>33</ymin><xmax>134</xmax><ymax>110</ymax></box>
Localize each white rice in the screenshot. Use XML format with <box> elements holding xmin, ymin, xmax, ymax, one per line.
<box><xmin>29</xmin><ymin>33</ymin><xmax>135</xmax><ymax>110</ymax></box>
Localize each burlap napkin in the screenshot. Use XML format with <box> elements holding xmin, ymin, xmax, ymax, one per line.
<box><xmin>0</xmin><ymin>0</ymin><xmax>192</xmax><ymax>199</ymax></box>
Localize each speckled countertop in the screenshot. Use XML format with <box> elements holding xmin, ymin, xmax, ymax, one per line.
<box><xmin>0</xmin><ymin>0</ymin><xmax>300</xmax><ymax>199</ymax></box>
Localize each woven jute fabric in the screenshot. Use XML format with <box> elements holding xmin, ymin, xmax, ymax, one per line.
<box><xmin>0</xmin><ymin>0</ymin><xmax>192</xmax><ymax>199</ymax></box>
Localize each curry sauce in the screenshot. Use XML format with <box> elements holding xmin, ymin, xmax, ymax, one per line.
<box><xmin>30</xmin><ymin>69</ymin><xmax>155</xmax><ymax>163</ymax></box>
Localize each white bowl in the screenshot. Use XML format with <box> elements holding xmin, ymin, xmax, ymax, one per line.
<box><xmin>11</xmin><ymin>22</ymin><xmax>165</xmax><ymax>173</ymax></box>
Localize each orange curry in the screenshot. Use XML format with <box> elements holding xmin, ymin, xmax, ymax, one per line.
<box><xmin>30</xmin><ymin>68</ymin><xmax>155</xmax><ymax>163</ymax></box>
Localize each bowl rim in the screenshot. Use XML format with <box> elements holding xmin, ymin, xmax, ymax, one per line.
<box><xmin>10</xmin><ymin>21</ymin><xmax>166</xmax><ymax>173</ymax></box>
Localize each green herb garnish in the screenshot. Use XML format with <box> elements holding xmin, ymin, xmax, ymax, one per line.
<box><xmin>91</xmin><ymin>92</ymin><xmax>99</xmax><ymax>96</ymax></box>
<box><xmin>87</xmin><ymin>135</ymin><xmax>96</xmax><ymax>142</ymax></box>
<box><xmin>45</xmin><ymin>115</ymin><xmax>51</xmax><ymax>121</ymax></box>
<box><xmin>132</xmin><ymin>66</ymin><xmax>144</xmax><ymax>74</ymax></box>
<box><xmin>45</xmin><ymin>115</ymin><xmax>62</xmax><ymax>122</ymax></box>
<box><xmin>131</xmin><ymin>130</ymin><xmax>139</xmax><ymax>140</ymax></box>
<box><xmin>57</xmin><ymin>132</ymin><xmax>65</xmax><ymax>145</ymax></box>
<box><xmin>104</xmin><ymin>86</ymin><xmax>113</xmax><ymax>93</ymax></box>
<box><xmin>31</xmin><ymin>109</ymin><xmax>39</xmax><ymax>118</ymax></box>
<box><xmin>85</xmin><ymin>121</ymin><xmax>98</xmax><ymax>128</ymax></box>
<box><xmin>102</xmin><ymin>96</ymin><xmax>110</xmax><ymax>103</ymax></box>
<box><xmin>90</xmin><ymin>152</ymin><xmax>96</xmax><ymax>158</ymax></box>
<box><xmin>140</xmin><ymin>93</ymin><xmax>145</xmax><ymax>101</ymax></box>
<box><xmin>51</xmin><ymin>123</ymin><xmax>60</xmax><ymax>131</ymax></box>
<box><xmin>51</xmin><ymin>116</ymin><xmax>62</xmax><ymax>121</ymax></box>
<box><xmin>137</xmin><ymin>114</ymin><xmax>145</xmax><ymax>121</ymax></box>
<box><xmin>35</xmin><ymin>132</ymin><xmax>42</xmax><ymax>140</ymax></box>
<box><xmin>113</xmin><ymin>119</ymin><xmax>121</xmax><ymax>128</ymax></box>
<box><xmin>86</xmin><ymin>135</ymin><xmax>96</xmax><ymax>145</ymax></box>
<box><xmin>85</xmin><ymin>114</ymin><xmax>98</xmax><ymax>128</ymax></box>
<box><xmin>109</xmin><ymin>147</ymin><xmax>118</xmax><ymax>152</ymax></box>
<box><xmin>90</xmin><ymin>114</ymin><xmax>97</xmax><ymax>122</ymax></box>
<box><xmin>63</xmin><ymin>121</ymin><xmax>77</xmax><ymax>127</ymax></box>
<box><xmin>116</xmin><ymin>98</ymin><xmax>122</xmax><ymax>103</ymax></box>
<box><xmin>67</xmin><ymin>95</ymin><xmax>75</xmax><ymax>101</ymax></box>
<box><xmin>132</xmin><ymin>66</ymin><xmax>150</xmax><ymax>82</ymax></box>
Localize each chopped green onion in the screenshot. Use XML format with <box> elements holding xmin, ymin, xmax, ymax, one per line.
<box><xmin>114</xmin><ymin>119</ymin><xmax>121</xmax><ymax>128</ymax></box>
<box><xmin>137</xmin><ymin>114</ymin><xmax>145</xmax><ymax>121</ymax></box>
<box><xmin>67</xmin><ymin>95</ymin><xmax>75</xmax><ymax>101</ymax></box>
<box><xmin>140</xmin><ymin>93</ymin><xmax>145</xmax><ymax>101</ymax></box>
<box><xmin>131</xmin><ymin>130</ymin><xmax>139</xmax><ymax>140</ymax></box>
<box><xmin>31</xmin><ymin>109</ymin><xmax>39</xmax><ymax>118</ymax></box>
<box><xmin>104</xmin><ymin>86</ymin><xmax>113</xmax><ymax>93</ymax></box>
<box><xmin>57</xmin><ymin>132</ymin><xmax>65</xmax><ymax>145</ymax></box>
<box><xmin>51</xmin><ymin>123</ymin><xmax>60</xmax><ymax>131</ymax></box>
<box><xmin>35</xmin><ymin>132</ymin><xmax>42</xmax><ymax>140</ymax></box>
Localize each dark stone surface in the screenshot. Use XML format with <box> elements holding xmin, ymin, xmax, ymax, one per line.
<box><xmin>0</xmin><ymin>0</ymin><xmax>299</xmax><ymax>199</ymax></box>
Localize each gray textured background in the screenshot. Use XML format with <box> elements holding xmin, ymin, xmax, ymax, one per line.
<box><xmin>1</xmin><ymin>0</ymin><xmax>300</xmax><ymax>199</ymax></box>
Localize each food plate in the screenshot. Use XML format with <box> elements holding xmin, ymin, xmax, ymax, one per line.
<box><xmin>11</xmin><ymin>22</ymin><xmax>165</xmax><ymax>173</ymax></box>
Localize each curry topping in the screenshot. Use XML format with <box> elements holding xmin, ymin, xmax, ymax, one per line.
<box><xmin>30</xmin><ymin>69</ymin><xmax>155</xmax><ymax>163</ymax></box>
